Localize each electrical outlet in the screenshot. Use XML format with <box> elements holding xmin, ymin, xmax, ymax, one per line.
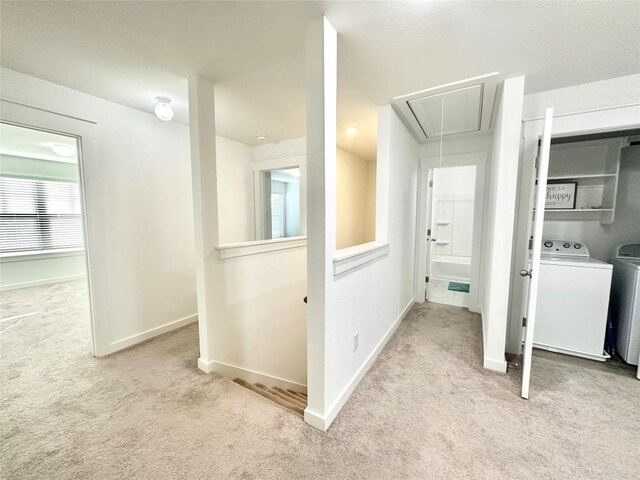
<box><xmin>353</xmin><ymin>333</ymin><xmax>359</xmax><ymax>352</ymax></box>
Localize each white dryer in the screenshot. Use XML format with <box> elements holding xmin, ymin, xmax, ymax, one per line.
<box><xmin>609</xmin><ymin>243</ymin><xmax>640</xmax><ymax>366</ymax></box>
<box><xmin>533</xmin><ymin>239</ymin><xmax>613</xmax><ymax>361</ymax></box>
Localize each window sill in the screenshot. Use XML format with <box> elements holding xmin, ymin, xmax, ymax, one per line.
<box><xmin>217</xmin><ymin>236</ymin><xmax>307</xmax><ymax>259</ymax></box>
<box><xmin>0</xmin><ymin>248</ymin><xmax>85</xmax><ymax>262</ymax></box>
<box><xmin>333</xmin><ymin>241</ymin><xmax>390</xmax><ymax>276</ymax></box>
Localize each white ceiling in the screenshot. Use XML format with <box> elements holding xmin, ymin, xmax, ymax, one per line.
<box><xmin>1</xmin><ymin>1</ymin><xmax>639</xmax><ymax>162</ymax></box>
<box><xmin>0</xmin><ymin>123</ymin><xmax>78</xmax><ymax>163</ymax></box>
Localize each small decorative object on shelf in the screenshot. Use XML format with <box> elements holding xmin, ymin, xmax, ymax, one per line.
<box><xmin>545</xmin><ymin>182</ymin><xmax>577</xmax><ymax>210</ymax></box>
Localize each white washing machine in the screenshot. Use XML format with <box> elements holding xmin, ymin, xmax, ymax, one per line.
<box><xmin>609</xmin><ymin>243</ymin><xmax>640</xmax><ymax>366</ymax></box>
<box><xmin>533</xmin><ymin>239</ymin><xmax>613</xmax><ymax>361</ymax></box>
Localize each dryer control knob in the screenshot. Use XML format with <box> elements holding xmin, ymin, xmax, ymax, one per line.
<box><xmin>574</xmin><ymin>243</ymin><xmax>582</xmax><ymax>249</ymax></box>
<box><xmin>563</xmin><ymin>242</ymin><xmax>570</xmax><ymax>248</ymax></box>
<box><xmin>544</xmin><ymin>241</ymin><xmax>553</xmax><ymax>248</ymax></box>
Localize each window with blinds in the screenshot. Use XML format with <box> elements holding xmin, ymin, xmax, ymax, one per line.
<box><xmin>0</xmin><ymin>177</ymin><xmax>84</xmax><ymax>254</ymax></box>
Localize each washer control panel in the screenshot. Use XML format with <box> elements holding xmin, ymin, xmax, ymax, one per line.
<box><xmin>541</xmin><ymin>239</ymin><xmax>589</xmax><ymax>258</ymax></box>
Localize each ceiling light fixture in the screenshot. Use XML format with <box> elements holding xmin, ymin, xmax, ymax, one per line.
<box><xmin>256</xmin><ymin>134</ymin><xmax>268</xmax><ymax>141</ymax></box>
<box><xmin>345</xmin><ymin>127</ymin><xmax>358</xmax><ymax>136</ymax></box>
<box><xmin>51</xmin><ymin>143</ymin><xmax>76</xmax><ymax>158</ymax></box>
<box><xmin>154</xmin><ymin>96</ymin><xmax>174</xmax><ymax>121</ymax></box>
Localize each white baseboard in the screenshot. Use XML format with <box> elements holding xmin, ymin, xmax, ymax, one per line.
<box><xmin>480</xmin><ymin>309</ymin><xmax>507</xmax><ymax>373</ymax></box>
<box><xmin>483</xmin><ymin>356</ymin><xmax>508</xmax><ymax>373</ymax></box>
<box><xmin>304</xmin><ymin>297</ymin><xmax>415</xmax><ymax>432</ymax></box>
<box><xmin>104</xmin><ymin>314</ymin><xmax>198</xmax><ymax>355</ymax></box>
<box><xmin>0</xmin><ymin>274</ymin><xmax>85</xmax><ymax>292</ymax></box>
<box><xmin>197</xmin><ymin>358</ymin><xmax>307</xmax><ymax>394</ymax></box>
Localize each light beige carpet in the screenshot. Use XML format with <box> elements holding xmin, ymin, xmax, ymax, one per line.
<box><xmin>1</xmin><ymin>281</ymin><xmax>639</xmax><ymax>479</ymax></box>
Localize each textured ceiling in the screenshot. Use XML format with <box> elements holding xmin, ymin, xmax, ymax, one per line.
<box><xmin>1</xmin><ymin>1</ymin><xmax>639</xmax><ymax>161</ymax></box>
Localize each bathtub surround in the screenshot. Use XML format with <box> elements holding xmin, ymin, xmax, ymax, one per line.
<box><xmin>430</xmin><ymin>165</ymin><xmax>476</xmax><ymax>283</ymax></box>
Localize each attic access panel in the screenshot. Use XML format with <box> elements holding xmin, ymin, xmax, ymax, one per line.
<box><xmin>408</xmin><ymin>84</ymin><xmax>482</xmax><ymax>137</ymax></box>
<box><xmin>392</xmin><ymin>72</ymin><xmax>499</xmax><ymax>142</ymax></box>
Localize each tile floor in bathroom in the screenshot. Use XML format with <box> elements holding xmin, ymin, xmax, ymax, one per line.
<box><xmin>427</xmin><ymin>279</ymin><xmax>469</xmax><ymax>307</ymax></box>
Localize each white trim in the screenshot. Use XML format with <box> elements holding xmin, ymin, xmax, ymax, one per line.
<box><xmin>0</xmin><ymin>248</ymin><xmax>85</xmax><ymax>261</ymax></box>
<box><xmin>332</xmin><ymin>241</ymin><xmax>389</xmax><ymax>276</ymax></box>
<box><xmin>197</xmin><ymin>358</ymin><xmax>307</xmax><ymax>393</ymax></box>
<box><xmin>304</xmin><ymin>297</ymin><xmax>414</xmax><ymax>431</ymax></box>
<box><xmin>0</xmin><ymin>273</ymin><xmax>85</xmax><ymax>292</ymax></box>
<box><xmin>105</xmin><ymin>314</ymin><xmax>197</xmax><ymax>355</ymax></box>
<box><xmin>217</xmin><ymin>236</ymin><xmax>307</xmax><ymax>259</ymax></box>
<box><xmin>522</xmin><ymin>102</ymin><xmax>640</xmax><ymax>122</ymax></box>
<box><xmin>483</xmin><ymin>356</ymin><xmax>507</xmax><ymax>373</ymax></box>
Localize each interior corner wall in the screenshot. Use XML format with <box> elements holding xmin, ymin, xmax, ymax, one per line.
<box><xmin>216</xmin><ymin>136</ymin><xmax>255</xmax><ymax>244</ymax></box>
<box><xmin>321</xmin><ymin>104</ymin><xmax>418</xmax><ymax>427</ymax></box>
<box><xmin>336</xmin><ymin>147</ymin><xmax>374</xmax><ymax>249</ymax></box>
<box><xmin>481</xmin><ymin>76</ymin><xmax>525</xmax><ymax>373</ymax></box>
<box><xmin>1</xmin><ymin>67</ymin><xmax>197</xmax><ymax>354</ymax></box>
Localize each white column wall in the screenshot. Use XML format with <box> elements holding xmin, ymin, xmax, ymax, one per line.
<box><xmin>481</xmin><ymin>76</ymin><xmax>525</xmax><ymax>372</ymax></box>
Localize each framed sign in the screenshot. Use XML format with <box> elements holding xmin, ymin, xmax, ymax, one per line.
<box><xmin>545</xmin><ymin>182</ymin><xmax>577</xmax><ymax>209</ymax></box>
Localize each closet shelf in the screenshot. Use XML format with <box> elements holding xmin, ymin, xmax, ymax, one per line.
<box><xmin>543</xmin><ymin>208</ymin><xmax>614</xmax><ymax>212</ymax></box>
<box><xmin>545</xmin><ymin>173</ymin><xmax>617</xmax><ymax>180</ymax></box>
<box><xmin>435</xmin><ymin>221</ymin><xmax>451</xmax><ymax>225</ymax></box>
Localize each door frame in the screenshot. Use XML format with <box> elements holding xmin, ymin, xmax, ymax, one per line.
<box><xmin>415</xmin><ymin>151</ymin><xmax>487</xmax><ymax>312</ymax></box>
<box><xmin>0</xmin><ymin>99</ymin><xmax>105</xmax><ymax>356</ymax></box>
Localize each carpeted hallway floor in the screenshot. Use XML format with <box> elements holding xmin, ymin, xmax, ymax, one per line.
<box><xmin>1</xmin><ymin>281</ymin><xmax>639</xmax><ymax>479</ymax></box>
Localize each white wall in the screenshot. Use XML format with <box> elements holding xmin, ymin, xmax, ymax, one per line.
<box><xmin>1</xmin><ymin>68</ymin><xmax>197</xmax><ymax>354</ymax></box>
<box><xmin>216</xmin><ymin>136</ymin><xmax>254</xmax><ymax>244</ymax></box>
<box><xmin>481</xmin><ymin>76</ymin><xmax>525</xmax><ymax>372</ymax></box>
<box><xmin>306</xmin><ymin>102</ymin><xmax>419</xmax><ymax>430</ymax></box>
<box><xmin>336</xmin><ymin>147</ymin><xmax>375</xmax><ymax>249</ymax></box>
<box><xmin>0</xmin><ymin>253</ymin><xmax>87</xmax><ymax>291</ymax></box>
<box><xmin>365</xmin><ymin>160</ymin><xmax>376</xmax><ymax>241</ymax></box>
<box><xmin>508</xmin><ymin>74</ymin><xmax>640</xmax><ymax>354</ymax></box>
<box><xmin>189</xmin><ymin>79</ymin><xmax>307</xmax><ymax>390</ymax></box>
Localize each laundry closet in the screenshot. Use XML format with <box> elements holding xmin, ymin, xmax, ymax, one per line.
<box><xmin>535</xmin><ymin>131</ymin><xmax>640</xmax><ymax>360</ymax></box>
<box><xmin>515</xmin><ymin>123</ymin><xmax>640</xmax><ymax>394</ymax></box>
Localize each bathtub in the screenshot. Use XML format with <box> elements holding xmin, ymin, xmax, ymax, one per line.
<box><xmin>431</xmin><ymin>254</ymin><xmax>471</xmax><ymax>283</ymax></box>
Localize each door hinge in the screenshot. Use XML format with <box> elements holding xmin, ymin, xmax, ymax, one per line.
<box><xmin>522</xmin><ymin>317</ymin><xmax>527</xmax><ymax>327</ymax></box>
<box><xmin>427</xmin><ymin>229</ymin><xmax>431</xmax><ymax>236</ymax></box>
<box><xmin>428</xmin><ymin>180</ymin><xmax>433</xmax><ymax>187</ymax></box>
<box><xmin>425</xmin><ymin>276</ymin><xmax>429</xmax><ymax>283</ymax></box>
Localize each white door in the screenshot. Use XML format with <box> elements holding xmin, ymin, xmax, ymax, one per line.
<box><xmin>424</xmin><ymin>169</ymin><xmax>435</xmax><ymax>300</ymax></box>
<box><xmin>521</xmin><ymin>107</ymin><xmax>554</xmax><ymax>399</ymax></box>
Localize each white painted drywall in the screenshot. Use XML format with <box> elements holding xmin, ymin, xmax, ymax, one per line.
<box><xmin>365</xmin><ymin>160</ymin><xmax>376</xmax><ymax>241</ymax></box>
<box><xmin>0</xmin><ymin>253</ymin><xmax>86</xmax><ymax>291</ymax></box>
<box><xmin>508</xmin><ymin>74</ymin><xmax>640</xmax><ymax>355</ymax></box>
<box><xmin>189</xmin><ymin>77</ymin><xmax>308</xmax><ymax>390</ymax></box>
<box><xmin>336</xmin><ymin>147</ymin><xmax>375</xmax><ymax>249</ymax></box>
<box><xmin>481</xmin><ymin>76</ymin><xmax>525</xmax><ymax>373</ymax></box>
<box><xmin>1</xmin><ymin>67</ymin><xmax>197</xmax><ymax>353</ymax></box>
<box><xmin>216</xmin><ymin>136</ymin><xmax>255</xmax><ymax>244</ymax></box>
<box><xmin>320</xmin><ymin>105</ymin><xmax>419</xmax><ymax>429</ymax></box>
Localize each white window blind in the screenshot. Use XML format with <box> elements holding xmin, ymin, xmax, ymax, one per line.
<box><xmin>0</xmin><ymin>177</ymin><xmax>84</xmax><ymax>254</ymax></box>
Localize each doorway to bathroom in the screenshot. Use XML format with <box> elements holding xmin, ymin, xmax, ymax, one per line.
<box><xmin>425</xmin><ymin>164</ymin><xmax>477</xmax><ymax>307</ymax></box>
